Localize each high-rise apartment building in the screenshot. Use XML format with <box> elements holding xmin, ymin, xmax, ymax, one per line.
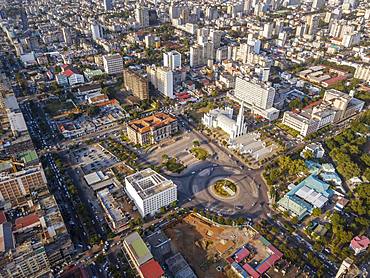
<box><xmin>135</xmin><ymin>7</ymin><xmax>149</xmax><ymax>27</ymax></box>
<box><xmin>156</xmin><ymin>67</ymin><xmax>174</xmax><ymax>99</ymax></box>
<box><xmin>163</xmin><ymin>51</ymin><xmax>181</xmax><ymax>70</ymax></box>
<box><xmin>312</xmin><ymin>0</ymin><xmax>324</xmax><ymax>10</ymax></box>
<box><xmin>103</xmin><ymin>0</ymin><xmax>113</xmax><ymax>11</ymax></box>
<box><xmin>190</xmin><ymin>44</ymin><xmax>204</xmax><ymax>67</ymax></box>
<box><xmin>123</xmin><ymin>69</ymin><xmax>149</xmax><ymax>100</ymax></box>
<box><xmin>103</xmin><ymin>54</ymin><xmax>124</xmax><ymax>74</ymax></box>
<box><xmin>262</xmin><ymin>23</ymin><xmax>274</xmax><ymax>39</ymax></box>
<box><xmin>354</xmin><ymin>65</ymin><xmax>370</xmax><ymax>82</ymax></box>
<box><xmin>62</xmin><ymin>27</ymin><xmax>72</xmax><ymax>45</ymax></box>
<box><xmin>306</xmin><ymin>14</ymin><xmax>320</xmax><ymax>36</ymax></box>
<box><xmin>91</xmin><ymin>22</ymin><xmax>103</xmax><ymax>41</ymax></box>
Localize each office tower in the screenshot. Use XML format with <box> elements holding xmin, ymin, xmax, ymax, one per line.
<box><xmin>156</xmin><ymin>67</ymin><xmax>174</xmax><ymax>98</ymax></box>
<box><xmin>103</xmin><ymin>0</ymin><xmax>113</xmax><ymax>11</ymax></box>
<box><xmin>262</xmin><ymin>22</ymin><xmax>274</xmax><ymax>39</ymax></box>
<box><xmin>125</xmin><ymin>169</ymin><xmax>177</xmax><ymax>217</ymax></box>
<box><xmin>135</xmin><ymin>7</ymin><xmax>149</xmax><ymax>27</ymax></box>
<box><xmin>102</xmin><ymin>54</ymin><xmax>124</xmax><ymax>74</ymax></box>
<box><xmin>123</xmin><ymin>69</ymin><xmax>149</xmax><ymax>100</ymax></box>
<box><xmin>62</xmin><ymin>27</ymin><xmax>72</xmax><ymax>45</ymax></box>
<box><xmin>91</xmin><ymin>22</ymin><xmax>103</xmax><ymax>40</ymax></box>
<box><xmin>163</xmin><ymin>50</ymin><xmax>181</xmax><ymax>70</ymax></box>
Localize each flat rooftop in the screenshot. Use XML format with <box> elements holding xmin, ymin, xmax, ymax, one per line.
<box><xmin>123</xmin><ymin>232</ymin><xmax>153</xmax><ymax>266</ymax></box>
<box><xmin>125</xmin><ymin>168</ymin><xmax>176</xmax><ymax>200</ymax></box>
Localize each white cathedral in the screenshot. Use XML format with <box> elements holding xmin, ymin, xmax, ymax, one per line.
<box><xmin>202</xmin><ymin>104</ymin><xmax>248</xmax><ymax>140</ymax></box>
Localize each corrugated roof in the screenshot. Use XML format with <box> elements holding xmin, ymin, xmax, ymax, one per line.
<box><xmin>139</xmin><ymin>259</ymin><xmax>164</xmax><ymax>278</ymax></box>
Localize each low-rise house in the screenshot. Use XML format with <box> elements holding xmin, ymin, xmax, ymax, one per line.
<box><xmin>350</xmin><ymin>236</ymin><xmax>370</xmax><ymax>255</ymax></box>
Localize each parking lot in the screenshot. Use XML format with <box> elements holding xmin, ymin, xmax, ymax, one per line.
<box><xmin>72</xmin><ymin>144</ymin><xmax>119</xmax><ymax>174</ymax></box>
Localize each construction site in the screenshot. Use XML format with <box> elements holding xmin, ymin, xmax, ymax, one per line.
<box><xmin>164</xmin><ymin>213</ymin><xmax>257</xmax><ymax>278</ymax></box>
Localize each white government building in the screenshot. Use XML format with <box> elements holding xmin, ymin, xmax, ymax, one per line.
<box><xmin>202</xmin><ymin>104</ymin><xmax>248</xmax><ymax>139</ymax></box>
<box><xmin>125</xmin><ymin>168</ymin><xmax>177</xmax><ymax>217</ymax></box>
<box><xmin>229</xmin><ymin>77</ymin><xmax>280</xmax><ymax>121</ymax></box>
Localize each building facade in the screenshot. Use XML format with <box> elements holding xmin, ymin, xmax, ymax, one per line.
<box><xmin>232</xmin><ymin>77</ymin><xmax>279</xmax><ymax>120</ymax></box>
<box><xmin>127</xmin><ymin>113</ymin><xmax>178</xmax><ymax>146</ymax></box>
<box><xmin>123</xmin><ymin>69</ymin><xmax>149</xmax><ymax>100</ymax></box>
<box><xmin>0</xmin><ymin>166</ymin><xmax>47</xmax><ymax>208</ymax></box>
<box><xmin>103</xmin><ymin>54</ymin><xmax>124</xmax><ymax>74</ymax></box>
<box><xmin>125</xmin><ymin>169</ymin><xmax>177</xmax><ymax>217</ymax></box>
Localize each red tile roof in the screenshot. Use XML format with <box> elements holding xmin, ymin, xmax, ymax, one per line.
<box><xmin>63</xmin><ymin>69</ymin><xmax>75</xmax><ymax>77</ymax></box>
<box><xmin>14</xmin><ymin>214</ymin><xmax>40</xmax><ymax>230</ymax></box>
<box><xmin>0</xmin><ymin>211</ymin><xmax>7</xmax><ymax>224</ymax></box>
<box><xmin>322</xmin><ymin>75</ymin><xmax>346</xmax><ymax>87</ymax></box>
<box><xmin>234</xmin><ymin>247</ymin><xmax>250</xmax><ymax>263</ymax></box>
<box><xmin>351</xmin><ymin>236</ymin><xmax>370</xmax><ymax>250</ymax></box>
<box><xmin>139</xmin><ymin>259</ymin><xmax>164</xmax><ymax>278</ymax></box>
<box><xmin>128</xmin><ymin>112</ymin><xmax>177</xmax><ymax>134</ymax></box>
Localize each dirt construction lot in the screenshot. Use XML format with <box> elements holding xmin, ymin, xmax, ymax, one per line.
<box><xmin>165</xmin><ymin>213</ymin><xmax>256</xmax><ymax>278</ymax></box>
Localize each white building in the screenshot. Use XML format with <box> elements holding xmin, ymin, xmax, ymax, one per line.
<box><xmin>202</xmin><ymin>105</ymin><xmax>247</xmax><ymax>139</ymax></box>
<box><xmin>262</xmin><ymin>23</ymin><xmax>274</xmax><ymax>39</ymax></box>
<box><xmin>91</xmin><ymin>22</ymin><xmax>103</xmax><ymax>41</ymax></box>
<box><xmin>354</xmin><ymin>64</ymin><xmax>370</xmax><ymax>82</ymax></box>
<box><xmin>300</xmin><ymin>143</ymin><xmax>325</xmax><ymax>159</ymax></box>
<box><xmin>232</xmin><ymin>77</ymin><xmax>279</xmax><ymax>120</ymax></box>
<box><xmin>125</xmin><ymin>169</ymin><xmax>177</xmax><ymax>217</ymax></box>
<box><xmin>163</xmin><ymin>51</ymin><xmax>181</xmax><ymax>70</ymax></box>
<box><xmin>282</xmin><ymin>89</ymin><xmax>364</xmax><ymax>137</ymax></box>
<box><xmin>147</xmin><ymin>66</ymin><xmax>174</xmax><ymax>99</ymax></box>
<box><xmin>103</xmin><ymin>54</ymin><xmax>124</xmax><ymax>74</ymax></box>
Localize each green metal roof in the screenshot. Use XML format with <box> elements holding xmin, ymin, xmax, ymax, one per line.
<box><xmin>19</xmin><ymin>150</ymin><xmax>38</xmax><ymax>164</ymax></box>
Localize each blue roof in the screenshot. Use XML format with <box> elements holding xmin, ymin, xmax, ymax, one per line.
<box><xmin>320</xmin><ymin>172</ymin><xmax>342</xmax><ymax>186</ymax></box>
<box><xmin>289</xmin><ymin>175</ymin><xmax>332</xmax><ymax>198</ymax></box>
<box><xmin>231</xmin><ymin>262</ymin><xmax>249</xmax><ymax>277</ymax></box>
<box><xmin>305</xmin><ymin>160</ymin><xmax>321</xmax><ymax>174</ymax></box>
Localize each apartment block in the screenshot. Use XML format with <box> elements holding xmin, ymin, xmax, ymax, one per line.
<box><xmin>0</xmin><ymin>166</ymin><xmax>47</xmax><ymax>208</ymax></box>
<box><xmin>103</xmin><ymin>54</ymin><xmax>124</xmax><ymax>74</ymax></box>
<box><xmin>123</xmin><ymin>69</ymin><xmax>149</xmax><ymax>100</ymax></box>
